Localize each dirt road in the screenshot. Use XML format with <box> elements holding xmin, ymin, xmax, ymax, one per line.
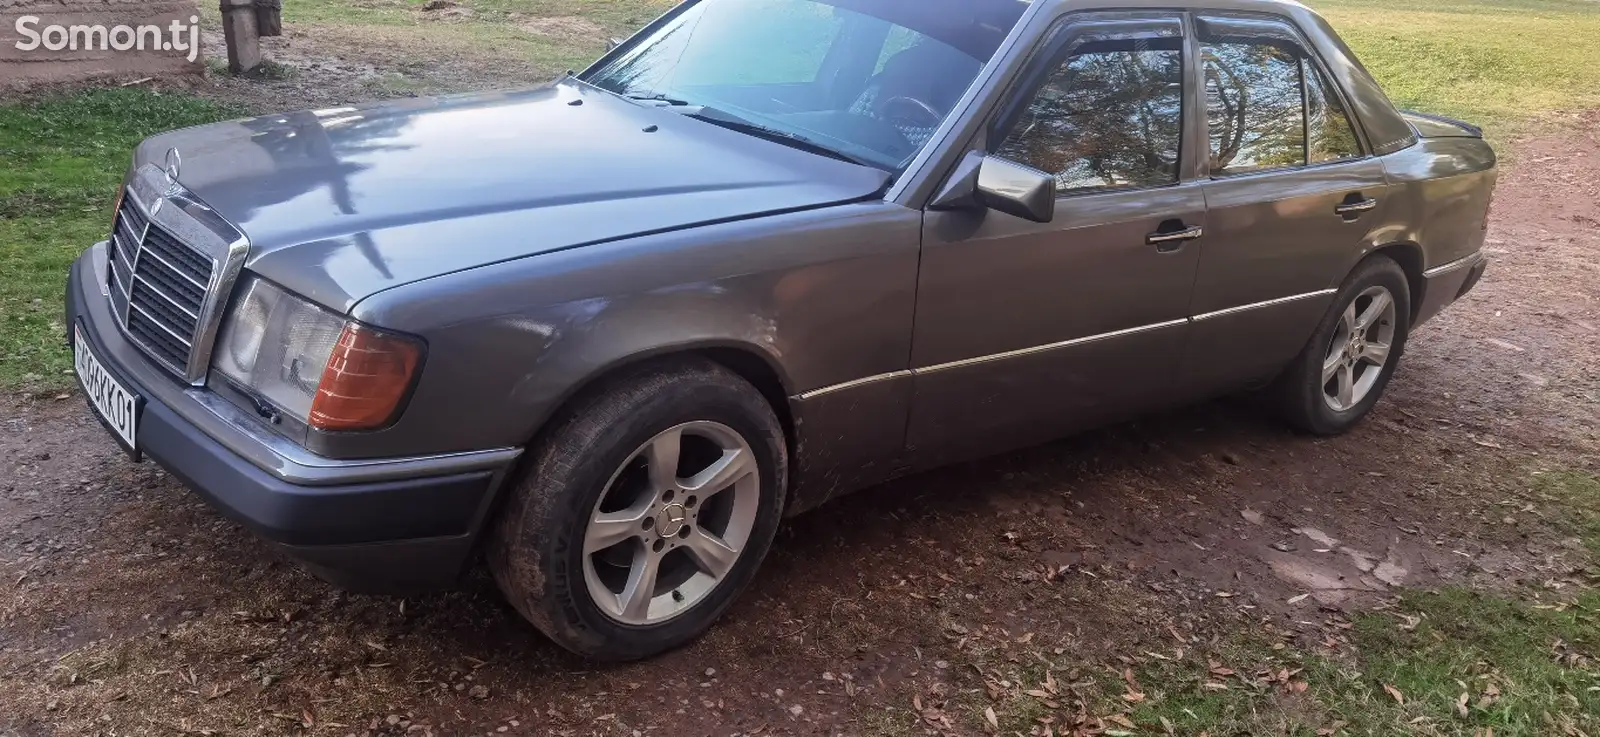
<box><xmin>2</xmin><ymin>118</ymin><xmax>1596</xmax><ymax>737</ymax></box>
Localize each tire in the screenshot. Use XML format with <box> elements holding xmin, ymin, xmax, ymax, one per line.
<box><xmin>488</xmin><ymin>357</ymin><xmax>788</xmax><ymax>661</ymax></box>
<box><xmin>1273</xmin><ymin>255</ymin><xmax>1412</xmax><ymax>436</ymax></box>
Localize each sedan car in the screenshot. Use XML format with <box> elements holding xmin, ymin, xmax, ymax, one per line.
<box><xmin>64</xmin><ymin>0</ymin><xmax>1495</xmax><ymax>660</ymax></box>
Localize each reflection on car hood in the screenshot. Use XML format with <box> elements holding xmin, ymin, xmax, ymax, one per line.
<box><xmin>132</xmin><ymin>80</ymin><xmax>890</xmax><ymax>312</ymax></box>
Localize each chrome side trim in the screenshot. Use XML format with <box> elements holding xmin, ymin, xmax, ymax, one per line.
<box><xmin>1191</xmin><ymin>289</ymin><xmax>1337</xmax><ymax>322</ymax></box>
<box><xmin>795</xmin><ymin>370</ymin><xmax>912</xmax><ymax>401</ymax></box>
<box><xmin>1422</xmin><ymin>251</ymin><xmax>1482</xmax><ymax>278</ymax></box>
<box><xmin>917</xmin><ymin>318</ymin><xmax>1190</xmax><ymax>374</ymax></box>
<box><xmin>799</xmin><ymin>291</ymin><xmax>1348</xmax><ymax>398</ymax></box>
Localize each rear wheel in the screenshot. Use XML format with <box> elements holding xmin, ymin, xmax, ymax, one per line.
<box><xmin>488</xmin><ymin>358</ymin><xmax>787</xmax><ymax>661</ymax></box>
<box><xmin>1274</xmin><ymin>256</ymin><xmax>1411</xmax><ymax>435</ymax></box>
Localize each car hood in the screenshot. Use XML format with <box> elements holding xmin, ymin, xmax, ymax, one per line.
<box><xmin>133</xmin><ymin>80</ymin><xmax>891</xmax><ymax>312</ymax></box>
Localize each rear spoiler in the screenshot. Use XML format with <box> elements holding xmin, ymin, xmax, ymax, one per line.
<box><xmin>1400</xmin><ymin>110</ymin><xmax>1484</xmax><ymax>139</ymax></box>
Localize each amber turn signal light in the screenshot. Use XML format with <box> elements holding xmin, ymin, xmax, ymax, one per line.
<box><xmin>308</xmin><ymin>324</ymin><xmax>424</xmax><ymax>432</ymax></box>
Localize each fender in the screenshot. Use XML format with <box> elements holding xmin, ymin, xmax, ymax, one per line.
<box><xmin>337</xmin><ymin>202</ymin><xmax>924</xmax><ymax>464</ymax></box>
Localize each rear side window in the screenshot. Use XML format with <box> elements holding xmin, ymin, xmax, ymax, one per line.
<box><xmin>1306</xmin><ymin>64</ymin><xmax>1361</xmax><ymax>163</ymax></box>
<box><xmin>1199</xmin><ymin>16</ymin><xmax>1365</xmax><ymax>175</ymax></box>
<box><xmin>995</xmin><ymin>39</ymin><xmax>1185</xmax><ymax>194</ymax></box>
<box><xmin>1202</xmin><ymin>40</ymin><xmax>1305</xmax><ymax>175</ymax></box>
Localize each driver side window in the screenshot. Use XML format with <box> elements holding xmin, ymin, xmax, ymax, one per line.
<box><xmin>995</xmin><ymin>39</ymin><xmax>1184</xmax><ymax>195</ymax></box>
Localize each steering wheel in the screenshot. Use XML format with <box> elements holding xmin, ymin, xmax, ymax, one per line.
<box><xmin>878</xmin><ymin>95</ymin><xmax>943</xmax><ymax>130</ymax></box>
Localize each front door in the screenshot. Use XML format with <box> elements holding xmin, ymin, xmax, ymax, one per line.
<box><xmin>906</xmin><ymin>12</ymin><xmax>1206</xmax><ymax>462</ymax></box>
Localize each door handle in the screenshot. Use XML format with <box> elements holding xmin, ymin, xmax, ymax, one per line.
<box><xmin>1335</xmin><ymin>197</ymin><xmax>1379</xmax><ymax>217</ymax></box>
<box><xmin>1146</xmin><ymin>224</ymin><xmax>1204</xmax><ymax>250</ymax></box>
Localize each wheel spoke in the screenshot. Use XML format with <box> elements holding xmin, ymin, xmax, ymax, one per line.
<box><xmin>1341</xmin><ymin>301</ymin><xmax>1358</xmax><ymax>332</ymax></box>
<box><xmin>585</xmin><ymin>506</ymin><xmax>647</xmax><ymax>553</ymax></box>
<box><xmin>1360</xmin><ymin>342</ymin><xmax>1391</xmax><ymax>367</ymax></box>
<box><xmin>682</xmin><ymin>448</ymin><xmax>754</xmax><ymax>497</ymax></box>
<box><xmin>683</xmin><ymin>528</ymin><xmax>740</xmax><ymax>580</ymax></box>
<box><xmin>1337</xmin><ymin>364</ymin><xmax>1355</xmax><ymax>408</ymax></box>
<box><xmin>1322</xmin><ymin>351</ymin><xmax>1342</xmax><ymax>384</ymax></box>
<box><xmin>616</xmin><ymin>547</ymin><xmax>662</xmax><ymax>621</ymax></box>
<box><xmin>644</xmin><ymin>426</ymin><xmax>683</xmax><ymax>491</ymax></box>
<box><xmin>1355</xmin><ymin>291</ymin><xmax>1392</xmax><ymax>330</ymax></box>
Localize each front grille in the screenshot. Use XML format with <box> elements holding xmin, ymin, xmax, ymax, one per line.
<box><xmin>106</xmin><ymin>195</ymin><xmax>217</xmax><ymax>377</ymax></box>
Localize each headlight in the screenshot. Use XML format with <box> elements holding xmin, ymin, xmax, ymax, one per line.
<box><xmin>213</xmin><ymin>277</ymin><xmax>424</xmax><ymax>432</ymax></box>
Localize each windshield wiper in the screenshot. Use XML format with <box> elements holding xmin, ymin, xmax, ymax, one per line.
<box><xmin>679</xmin><ymin>106</ymin><xmax>876</xmax><ymax>168</ymax></box>
<box><xmin>618</xmin><ymin>90</ymin><xmax>875</xmax><ymax>168</ymax></box>
<box><xmin>623</xmin><ymin>91</ymin><xmax>696</xmax><ymax>106</ymax></box>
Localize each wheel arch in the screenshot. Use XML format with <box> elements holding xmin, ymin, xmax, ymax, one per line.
<box><xmin>525</xmin><ymin>340</ymin><xmax>797</xmax><ymax>465</ymax></box>
<box><xmin>1358</xmin><ymin>241</ymin><xmax>1426</xmax><ymax>322</ymax></box>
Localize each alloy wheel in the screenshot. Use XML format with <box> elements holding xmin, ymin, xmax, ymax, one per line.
<box><xmin>1322</xmin><ymin>285</ymin><xmax>1398</xmax><ymax>412</ymax></box>
<box><xmin>582</xmin><ymin>421</ymin><xmax>760</xmax><ymax>625</ymax></box>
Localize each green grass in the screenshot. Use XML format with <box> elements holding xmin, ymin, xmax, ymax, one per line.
<box><xmin>281</xmin><ymin>0</ymin><xmax>667</xmax><ymax>31</ymax></box>
<box><xmin>0</xmin><ymin>90</ymin><xmax>245</xmax><ymax>389</ymax></box>
<box><xmin>1053</xmin><ymin>588</ymin><xmax>1600</xmax><ymax>736</ymax></box>
<box><xmin>1308</xmin><ymin>0</ymin><xmax>1600</xmax><ymax>136</ymax></box>
<box><xmin>1335</xmin><ymin>589</ymin><xmax>1600</xmax><ymax>735</ymax></box>
<box><xmin>1532</xmin><ymin>469</ymin><xmax>1600</xmax><ymax>558</ymax></box>
<box><xmin>260</xmin><ymin>0</ymin><xmax>677</xmax><ymax>77</ymax></box>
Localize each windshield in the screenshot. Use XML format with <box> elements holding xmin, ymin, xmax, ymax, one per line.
<box><xmin>583</xmin><ymin>0</ymin><xmax>1026</xmax><ymax>171</ymax></box>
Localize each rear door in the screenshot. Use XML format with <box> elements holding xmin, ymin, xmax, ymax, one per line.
<box><xmin>1183</xmin><ymin>13</ymin><xmax>1389</xmax><ymax>396</ymax></box>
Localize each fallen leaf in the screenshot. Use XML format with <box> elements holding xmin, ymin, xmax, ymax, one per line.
<box><xmin>1241</xmin><ymin>509</ymin><xmax>1264</xmax><ymax>525</ymax></box>
<box><xmin>984</xmin><ymin>706</ymin><xmax>999</xmax><ymax>731</ymax></box>
<box><xmin>1457</xmin><ymin>691</ymin><xmax>1470</xmax><ymax>718</ymax></box>
<box><xmin>1383</xmin><ymin>683</ymin><xmax>1405</xmax><ymax>704</ymax></box>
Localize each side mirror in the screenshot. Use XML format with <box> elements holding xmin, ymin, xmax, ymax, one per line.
<box><xmin>975</xmin><ymin>156</ymin><xmax>1056</xmax><ymax>223</ymax></box>
<box><xmin>929</xmin><ymin>151</ymin><xmax>1056</xmax><ymax>223</ymax></box>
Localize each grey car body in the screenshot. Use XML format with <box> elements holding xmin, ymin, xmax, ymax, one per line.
<box><xmin>67</xmin><ymin>0</ymin><xmax>1493</xmax><ymax>599</ymax></box>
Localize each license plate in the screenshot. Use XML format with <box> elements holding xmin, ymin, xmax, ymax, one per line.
<box><xmin>74</xmin><ymin>324</ymin><xmax>140</xmax><ymax>454</ymax></box>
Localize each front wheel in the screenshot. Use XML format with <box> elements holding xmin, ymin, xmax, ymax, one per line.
<box><xmin>488</xmin><ymin>358</ymin><xmax>787</xmax><ymax>661</ymax></box>
<box><xmin>1273</xmin><ymin>256</ymin><xmax>1411</xmax><ymax>435</ymax></box>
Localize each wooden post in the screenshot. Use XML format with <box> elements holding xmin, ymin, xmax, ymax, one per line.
<box><xmin>220</xmin><ymin>0</ymin><xmax>262</xmax><ymax>75</ymax></box>
<box><xmin>256</xmin><ymin>0</ymin><xmax>284</xmax><ymax>37</ymax></box>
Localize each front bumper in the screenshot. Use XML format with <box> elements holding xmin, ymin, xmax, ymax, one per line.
<box><xmin>67</xmin><ymin>243</ymin><xmax>521</xmax><ymax>592</ymax></box>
